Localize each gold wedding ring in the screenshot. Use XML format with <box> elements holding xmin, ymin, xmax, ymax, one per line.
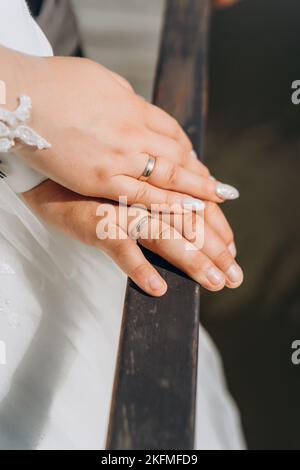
<box><xmin>139</xmin><ymin>155</ymin><xmax>156</xmax><ymax>181</ymax></box>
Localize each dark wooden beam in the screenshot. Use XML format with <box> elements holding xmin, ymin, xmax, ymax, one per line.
<box><xmin>106</xmin><ymin>0</ymin><xmax>211</xmax><ymax>450</ymax></box>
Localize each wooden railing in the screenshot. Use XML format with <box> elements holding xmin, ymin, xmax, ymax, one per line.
<box><xmin>106</xmin><ymin>0</ymin><xmax>211</xmax><ymax>450</ymax></box>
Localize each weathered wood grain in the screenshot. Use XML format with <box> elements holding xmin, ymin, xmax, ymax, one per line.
<box><xmin>106</xmin><ymin>0</ymin><xmax>211</xmax><ymax>450</ymax></box>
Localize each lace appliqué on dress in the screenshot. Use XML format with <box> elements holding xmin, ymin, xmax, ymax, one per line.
<box><xmin>0</xmin><ymin>95</ymin><xmax>51</xmax><ymax>153</ymax></box>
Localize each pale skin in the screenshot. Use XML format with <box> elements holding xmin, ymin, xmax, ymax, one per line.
<box><xmin>23</xmin><ymin>180</ymin><xmax>243</xmax><ymax>297</ymax></box>
<box><xmin>1</xmin><ymin>0</ymin><xmax>241</xmax><ymax>207</ymax></box>
<box><xmin>5</xmin><ymin>0</ymin><xmax>243</xmax><ymax>296</ymax></box>
<box><xmin>2</xmin><ymin>47</ymin><xmax>236</xmax><ymax>208</ymax></box>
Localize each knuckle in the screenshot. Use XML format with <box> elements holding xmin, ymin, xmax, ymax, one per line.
<box><xmin>186</xmin><ymin>254</ymin><xmax>205</xmax><ymax>277</ymax></box>
<box><xmin>119</xmin><ymin>76</ymin><xmax>134</xmax><ymax>92</ymax></box>
<box><xmin>202</xmin><ymin>179</ymin><xmax>215</xmax><ymax>196</ymax></box>
<box><xmin>168</xmin><ymin>119</ymin><xmax>192</xmax><ymax>153</ymax></box>
<box><xmin>214</xmin><ymin>248</ymin><xmax>233</xmax><ymax>270</ymax></box>
<box><xmin>170</xmin><ymin>118</ymin><xmax>181</xmax><ymax>138</ymax></box>
<box><xmin>165</xmin><ymin>161</ymin><xmax>179</xmax><ymax>186</ymax></box>
<box><xmin>94</xmin><ymin>163</ymin><xmax>110</xmax><ymax>181</ymax></box>
<box><xmin>134</xmin><ymin>183</ymin><xmax>150</xmax><ymax>205</ymax></box>
<box><xmin>164</xmin><ymin>191</ymin><xmax>179</xmax><ymax>210</ymax></box>
<box><xmin>174</xmin><ymin>143</ymin><xmax>188</xmax><ymax>165</ymax></box>
<box><xmin>158</xmin><ymin>223</ymin><xmax>172</xmax><ymax>240</ymax></box>
<box><xmin>164</xmin><ymin>192</ymin><xmax>173</xmax><ymax>207</ymax></box>
<box><xmin>119</xmin><ymin>123</ymin><xmax>141</xmax><ymax>141</ymax></box>
<box><xmin>150</xmin><ymin>221</ymin><xmax>171</xmax><ymax>247</ymax></box>
<box><xmin>201</xmin><ymin>165</ymin><xmax>210</xmax><ymax>177</ymax></box>
<box><xmin>169</xmin><ymin>116</ymin><xmax>179</xmax><ymax>127</ymax></box>
<box><xmin>224</xmin><ymin>227</ymin><xmax>234</xmax><ymax>245</ymax></box>
<box><xmin>130</xmin><ymin>261</ymin><xmax>150</xmax><ymax>280</ymax></box>
<box><xmin>182</xmin><ymin>138</ymin><xmax>193</xmax><ymax>154</ymax></box>
<box><xmin>176</xmin><ymin>130</ymin><xmax>192</xmax><ymax>152</ymax></box>
<box><xmin>205</xmin><ymin>202</ymin><xmax>234</xmax><ymax>243</ymax></box>
<box><xmin>123</xmin><ymin>132</ymin><xmax>145</xmax><ymax>155</ymax></box>
<box><xmin>205</xmin><ymin>201</ymin><xmax>218</xmax><ymax>214</ymax></box>
<box><xmin>185</xmin><ymin>213</ymin><xmax>200</xmax><ymax>240</ymax></box>
<box><xmin>110</xmin><ymin>239</ymin><xmax>127</xmax><ymax>258</ymax></box>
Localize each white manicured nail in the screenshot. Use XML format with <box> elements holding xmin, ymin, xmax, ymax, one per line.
<box><xmin>216</xmin><ymin>183</ymin><xmax>239</xmax><ymax>200</ymax></box>
<box><xmin>190</xmin><ymin>150</ymin><xmax>198</xmax><ymax>159</ymax></box>
<box><xmin>183</xmin><ymin>198</ymin><xmax>205</xmax><ymax>211</ymax></box>
<box><xmin>228</xmin><ymin>242</ymin><xmax>237</xmax><ymax>258</ymax></box>
<box><xmin>210</xmin><ymin>175</ymin><xmax>216</xmax><ymax>181</ymax></box>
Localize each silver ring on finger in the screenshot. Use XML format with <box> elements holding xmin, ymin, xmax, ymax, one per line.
<box><xmin>129</xmin><ymin>214</ymin><xmax>150</xmax><ymax>240</ymax></box>
<box><xmin>139</xmin><ymin>155</ymin><xmax>156</xmax><ymax>182</ymax></box>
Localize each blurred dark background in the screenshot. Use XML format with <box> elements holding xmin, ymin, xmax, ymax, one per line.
<box><xmin>202</xmin><ymin>0</ymin><xmax>300</xmax><ymax>450</ymax></box>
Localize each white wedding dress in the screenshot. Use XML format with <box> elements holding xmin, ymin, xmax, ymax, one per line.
<box><xmin>0</xmin><ymin>0</ymin><xmax>245</xmax><ymax>450</ymax></box>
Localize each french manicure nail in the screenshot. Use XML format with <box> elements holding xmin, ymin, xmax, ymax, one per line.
<box><xmin>216</xmin><ymin>183</ymin><xmax>239</xmax><ymax>200</ymax></box>
<box><xmin>183</xmin><ymin>198</ymin><xmax>205</xmax><ymax>211</ymax></box>
<box><xmin>190</xmin><ymin>150</ymin><xmax>198</xmax><ymax>159</ymax></box>
<box><xmin>148</xmin><ymin>275</ymin><xmax>165</xmax><ymax>292</ymax></box>
<box><xmin>226</xmin><ymin>263</ymin><xmax>243</xmax><ymax>283</ymax></box>
<box><xmin>210</xmin><ymin>176</ymin><xmax>217</xmax><ymax>181</ymax></box>
<box><xmin>228</xmin><ymin>241</ymin><xmax>237</xmax><ymax>258</ymax></box>
<box><xmin>207</xmin><ymin>266</ymin><xmax>225</xmax><ymax>286</ymax></box>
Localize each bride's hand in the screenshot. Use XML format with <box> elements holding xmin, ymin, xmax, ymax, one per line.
<box><xmin>23</xmin><ymin>181</ymin><xmax>243</xmax><ymax>297</ymax></box>
<box><xmin>4</xmin><ymin>47</ymin><xmax>239</xmax><ymax>208</ymax></box>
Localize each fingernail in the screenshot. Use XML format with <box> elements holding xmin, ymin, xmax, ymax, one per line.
<box><xmin>226</xmin><ymin>263</ymin><xmax>243</xmax><ymax>283</ymax></box>
<box><xmin>190</xmin><ymin>150</ymin><xmax>198</xmax><ymax>159</ymax></box>
<box><xmin>210</xmin><ymin>176</ymin><xmax>217</xmax><ymax>181</ymax></box>
<box><xmin>228</xmin><ymin>241</ymin><xmax>237</xmax><ymax>258</ymax></box>
<box><xmin>207</xmin><ymin>266</ymin><xmax>225</xmax><ymax>286</ymax></box>
<box><xmin>183</xmin><ymin>198</ymin><xmax>205</xmax><ymax>211</ymax></box>
<box><xmin>216</xmin><ymin>183</ymin><xmax>239</xmax><ymax>200</ymax></box>
<box><xmin>148</xmin><ymin>275</ymin><xmax>165</xmax><ymax>292</ymax></box>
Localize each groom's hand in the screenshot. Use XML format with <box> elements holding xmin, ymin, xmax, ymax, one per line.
<box><xmin>23</xmin><ymin>180</ymin><xmax>243</xmax><ymax>297</ymax></box>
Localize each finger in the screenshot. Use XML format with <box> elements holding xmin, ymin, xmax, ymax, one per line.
<box><xmin>138</xmin><ymin>217</ymin><xmax>226</xmax><ymax>292</ymax></box>
<box><xmin>204</xmin><ymin>201</ymin><xmax>237</xmax><ymax>257</ymax></box>
<box><xmin>167</xmin><ymin>208</ymin><xmax>236</xmax><ymax>259</ymax></box>
<box><xmin>170</xmin><ymin>209</ymin><xmax>241</xmax><ymax>286</ymax></box>
<box><xmin>202</xmin><ymin>223</ymin><xmax>243</xmax><ymax>288</ymax></box>
<box><xmin>96</xmin><ymin>222</ymin><xmax>167</xmax><ymax>297</ymax></box>
<box><xmin>145</xmin><ymin>104</ymin><xmax>192</xmax><ymax>150</ymax></box>
<box><xmin>187</xmin><ymin>149</ymin><xmax>211</xmax><ymax>177</ymax></box>
<box><xmin>123</xmin><ymin>154</ymin><xmax>239</xmax><ymax>203</ymax></box>
<box><xmin>143</xmin><ymin>105</ymin><xmax>213</xmax><ymax>178</ymax></box>
<box><xmin>107</xmin><ymin>174</ymin><xmax>206</xmax><ymax>212</ymax></box>
<box><xmin>95</xmin><ymin>71</ymin><xmax>213</xmax><ymax>186</ymax></box>
<box><xmin>167</xmin><ymin>210</ymin><xmax>205</xmax><ymax>251</ymax></box>
<box><xmin>144</xmin><ymin>129</ymin><xmax>213</xmax><ymax>181</ymax></box>
<box><xmin>143</xmin><ymin>130</ymin><xmax>190</xmax><ymax>166</ymax></box>
<box><xmin>109</xmin><ymin>70</ymin><xmax>135</xmax><ymax>93</ymax></box>
<box><xmin>138</xmin><ymin>100</ymin><xmax>212</xmax><ymax>180</ymax></box>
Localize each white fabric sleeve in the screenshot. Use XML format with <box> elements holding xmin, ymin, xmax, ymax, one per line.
<box><xmin>0</xmin><ymin>0</ymin><xmax>53</xmax><ymax>193</ymax></box>
<box><xmin>0</xmin><ymin>153</ymin><xmax>47</xmax><ymax>193</ymax></box>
